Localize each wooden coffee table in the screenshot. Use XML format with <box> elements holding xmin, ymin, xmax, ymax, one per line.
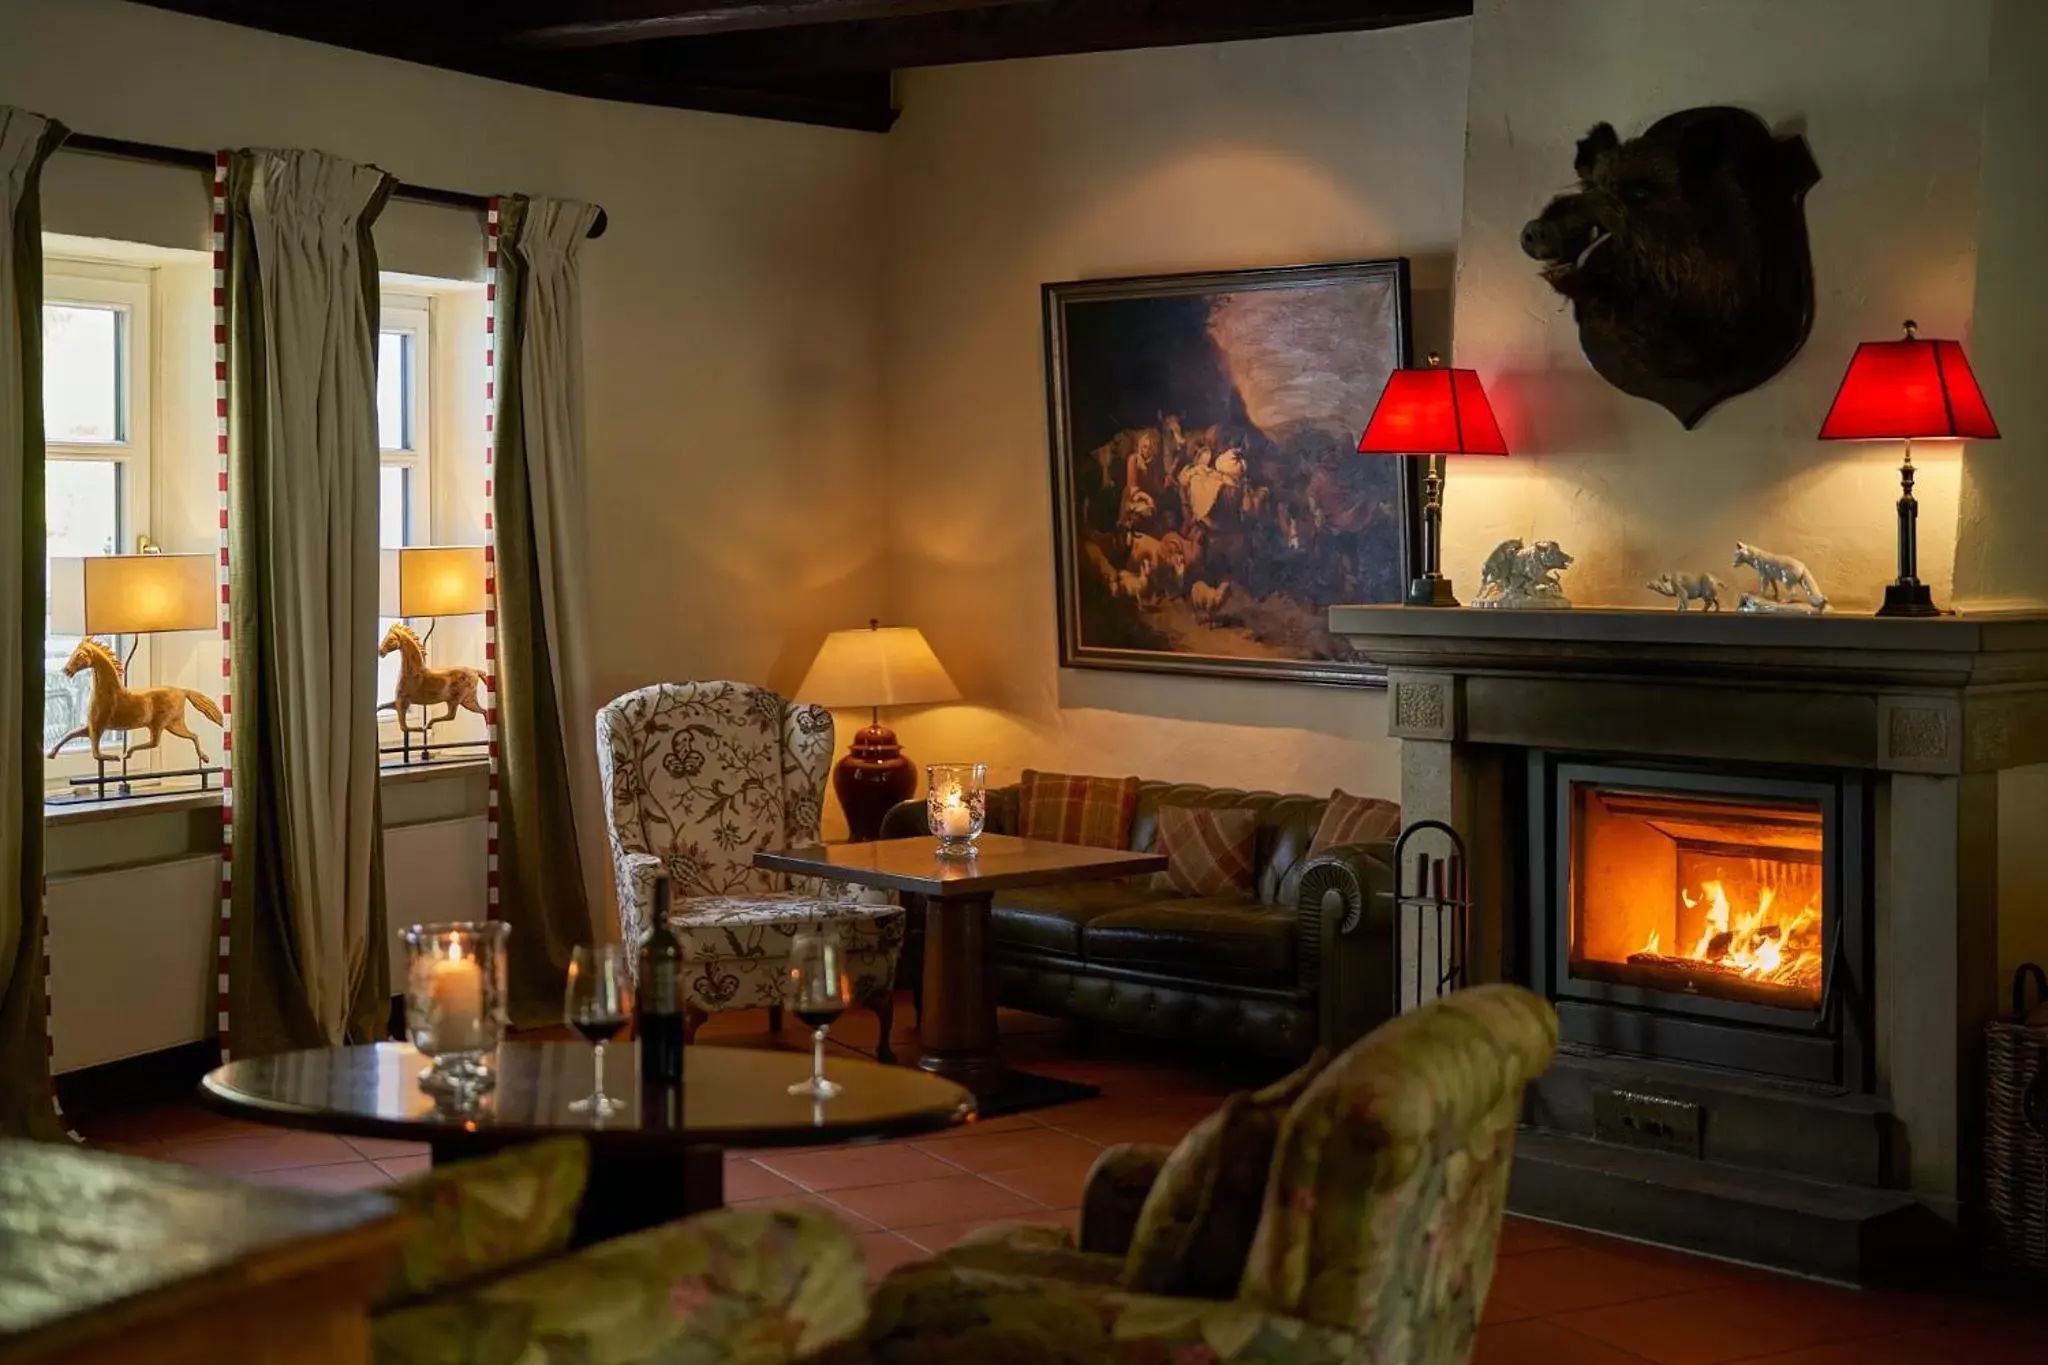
<box><xmin>754</xmin><ymin>834</ymin><xmax>1167</xmax><ymax>1113</ymax></box>
<box><xmin>0</xmin><ymin>1139</ymin><xmax>403</xmax><ymax>1365</ymax></box>
<box><xmin>199</xmin><ymin>1041</ymin><xmax>971</xmax><ymax>1244</ymax></box>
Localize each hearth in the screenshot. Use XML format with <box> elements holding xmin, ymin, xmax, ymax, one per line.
<box><xmin>1528</xmin><ymin>757</ymin><xmax>1870</xmax><ymax>1086</ymax></box>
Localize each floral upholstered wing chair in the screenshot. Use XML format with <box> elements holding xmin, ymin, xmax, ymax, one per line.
<box><xmin>596</xmin><ymin>681</ymin><xmax>904</xmax><ymax>1056</ymax></box>
<box><xmin>857</xmin><ymin>985</ymin><xmax>1560</xmax><ymax>1365</ymax></box>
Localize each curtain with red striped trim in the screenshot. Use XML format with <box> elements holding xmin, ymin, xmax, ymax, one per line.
<box><xmin>487</xmin><ymin>195</ymin><xmax>604</xmax><ymax>1026</ymax></box>
<box><xmin>0</xmin><ymin>107</ymin><xmax>68</xmax><ymax>1139</ymax></box>
<box><xmin>220</xmin><ymin>148</ymin><xmax>395</xmax><ymax>1055</ymax></box>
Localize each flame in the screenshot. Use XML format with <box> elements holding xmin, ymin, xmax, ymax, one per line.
<box><xmin>1638</xmin><ymin>876</ymin><xmax>1822</xmax><ymax>989</ymax></box>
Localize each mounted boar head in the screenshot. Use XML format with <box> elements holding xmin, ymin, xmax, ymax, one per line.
<box><xmin>1521</xmin><ymin>106</ymin><xmax>1821</xmax><ymax>428</ymax></box>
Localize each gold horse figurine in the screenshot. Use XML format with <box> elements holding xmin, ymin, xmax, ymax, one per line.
<box><xmin>47</xmin><ymin>638</ymin><xmax>224</xmax><ymax>765</ymax></box>
<box><xmin>378</xmin><ymin>623</ymin><xmax>486</xmax><ymax>743</ymax></box>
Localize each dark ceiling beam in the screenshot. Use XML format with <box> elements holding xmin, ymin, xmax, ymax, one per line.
<box><xmin>602</xmin><ymin>0</ymin><xmax>1472</xmax><ymax>79</ymax></box>
<box><xmin>505</xmin><ymin>0</ymin><xmax>1047</xmax><ymax>48</ymax></box>
<box><xmin>129</xmin><ymin>0</ymin><xmax>898</xmax><ymax>131</ymax></box>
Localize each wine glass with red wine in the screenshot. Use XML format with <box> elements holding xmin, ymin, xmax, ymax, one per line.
<box><xmin>785</xmin><ymin>930</ymin><xmax>853</xmax><ymax>1099</ymax></box>
<box><xmin>565</xmin><ymin>944</ymin><xmax>632</xmax><ymax>1117</ymax></box>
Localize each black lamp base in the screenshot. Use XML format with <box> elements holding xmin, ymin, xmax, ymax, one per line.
<box><xmin>1406</xmin><ymin>575</ymin><xmax>1460</xmax><ymax>608</ymax></box>
<box><xmin>1877</xmin><ymin>581</ymin><xmax>1939</xmax><ymax>618</ymax></box>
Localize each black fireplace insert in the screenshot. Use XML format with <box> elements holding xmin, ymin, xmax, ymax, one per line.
<box><xmin>1524</xmin><ymin>754</ymin><xmax>1871</xmax><ymax>1088</ymax></box>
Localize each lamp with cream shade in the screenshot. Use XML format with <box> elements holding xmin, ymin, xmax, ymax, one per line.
<box><xmin>378</xmin><ymin>546</ymin><xmax>489</xmax><ymax>763</ymax></box>
<box><xmin>50</xmin><ymin>551</ymin><xmax>216</xmax><ymax>663</ymax></box>
<box><xmin>48</xmin><ymin>551</ymin><xmax>222</xmax><ymax>799</ymax></box>
<box><xmin>380</xmin><ymin>545</ymin><xmax>488</xmax><ymax>623</ymax></box>
<box><xmin>797</xmin><ymin>620</ymin><xmax>961</xmax><ymax>840</ymax></box>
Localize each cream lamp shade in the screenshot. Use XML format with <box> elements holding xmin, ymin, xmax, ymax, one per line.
<box><xmin>797</xmin><ymin>622</ymin><xmax>960</xmax><ymax>712</ymax></box>
<box><xmin>48</xmin><ymin>553</ymin><xmax>215</xmax><ymax>635</ymax></box>
<box><xmin>380</xmin><ymin>546</ymin><xmax>488</xmax><ymax>619</ymax></box>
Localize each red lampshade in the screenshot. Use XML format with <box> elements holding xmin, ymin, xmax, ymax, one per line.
<box><xmin>1359</xmin><ymin>362</ymin><xmax>1509</xmax><ymax>457</ymax></box>
<box><xmin>1818</xmin><ymin>323</ymin><xmax>1999</xmax><ymax>441</ymax></box>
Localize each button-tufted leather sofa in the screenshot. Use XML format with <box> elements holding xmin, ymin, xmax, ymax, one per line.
<box><xmin>880</xmin><ymin>780</ymin><xmax>1398</xmax><ymax>1058</ymax></box>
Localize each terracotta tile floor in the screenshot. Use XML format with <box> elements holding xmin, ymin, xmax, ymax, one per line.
<box><xmin>75</xmin><ymin>999</ymin><xmax>2048</xmax><ymax>1362</ymax></box>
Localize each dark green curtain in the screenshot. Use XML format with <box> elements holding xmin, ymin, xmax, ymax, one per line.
<box><xmin>0</xmin><ymin>108</ymin><xmax>67</xmax><ymax>1140</ymax></box>
<box><xmin>224</xmin><ymin>149</ymin><xmax>395</xmax><ymax>1055</ymax></box>
<box><xmin>493</xmin><ymin>195</ymin><xmax>601</xmax><ymax>1027</ymax></box>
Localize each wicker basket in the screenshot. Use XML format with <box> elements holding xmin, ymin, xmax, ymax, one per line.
<box><xmin>1986</xmin><ymin>962</ymin><xmax>2048</xmax><ymax>1273</ymax></box>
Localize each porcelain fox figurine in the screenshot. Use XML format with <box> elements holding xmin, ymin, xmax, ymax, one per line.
<box><xmin>1733</xmin><ymin>542</ymin><xmax>1827</xmax><ymax>610</ymax></box>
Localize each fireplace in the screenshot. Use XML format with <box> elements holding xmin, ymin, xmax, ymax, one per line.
<box><xmin>1529</xmin><ymin>757</ymin><xmax>1869</xmax><ymax>1086</ymax></box>
<box><xmin>1329</xmin><ymin>605</ymin><xmax>2047</xmax><ymax>1280</ymax></box>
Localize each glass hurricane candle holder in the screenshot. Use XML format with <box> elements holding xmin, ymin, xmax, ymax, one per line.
<box><xmin>926</xmin><ymin>763</ymin><xmax>988</xmax><ymax>857</ymax></box>
<box><xmin>403</xmin><ymin>921</ymin><xmax>511</xmax><ymax>1106</ymax></box>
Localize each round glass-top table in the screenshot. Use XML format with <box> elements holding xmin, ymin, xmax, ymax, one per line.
<box><xmin>200</xmin><ymin>1041</ymin><xmax>974</xmax><ymax>1242</ymax></box>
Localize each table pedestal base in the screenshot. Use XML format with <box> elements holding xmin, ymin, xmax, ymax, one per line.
<box><xmin>913</xmin><ymin>892</ymin><xmax>1101</xmax><ymax>1118</ymax></box>
<box><xmin>430</xmin><ymin>1139</ymin><xmax>723</xmax><ymax>1247</ymax></box>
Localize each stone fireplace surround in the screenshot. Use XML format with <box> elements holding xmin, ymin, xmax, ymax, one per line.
<box><xmin>1331</xmin><ymin>605</ymin><xmax>2048</xmax><ymax>1283</ymax></box>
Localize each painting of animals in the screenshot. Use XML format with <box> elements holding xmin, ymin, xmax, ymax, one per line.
<box><xmin>1520</xmin><ymin>105</ymin><xmax>1821</xmax><ymax>428</ymax></box>
<box><xmin>1044</xmin><ymin>260</ymin><xmax>1417</xmax><ymax>685</ymax></box>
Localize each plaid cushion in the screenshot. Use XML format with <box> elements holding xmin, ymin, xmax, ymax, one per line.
<box><xmin>1152</xmin><ymin>804</ymin><xmax>1258</xmax><ymax>898</ymax></box>
<box><xmin>1307</xmin><ymin>788</ymin><xmax>1401</xmax><ymax>856</ymax></box>
<box><xmin>1018</xmin><ymin>770</ymin><xmax>1141</xmax><ymax>850</ymax></box>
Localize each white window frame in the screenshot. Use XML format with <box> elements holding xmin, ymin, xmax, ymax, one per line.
<box><xmin>380</xmin><ymin>293</ymin><xmax>434</xmax><ymax>546</ymax></box>
<box><xmin>43</xmin><ymin>261</ymin><xmax>155</xmax><ymax>788</ymax></box>
<box><xmin>378</xmin><ymin>294</ymin><xmax>436</xmax><ymax>749</ymax></box>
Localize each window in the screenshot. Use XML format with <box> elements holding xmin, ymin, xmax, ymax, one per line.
<box><xmin>43</xmin><ymin>265</ymin><xmax>153</xmax><ymax>774</ymax></box>
<box><xmin>378</xmin><ymin>296</ymin><xmax>433</xmax><ymax>716</ymax></box>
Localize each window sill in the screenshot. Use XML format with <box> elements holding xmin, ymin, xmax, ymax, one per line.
<box><xmin>44</xmin><ymin>757</ymin><xmax>490</xmax><ymax>828</ymax></box>
<box><xmin>45</xmin><ymin>758</ymin><xmax>492</xmax><ymax>880</ymax></box>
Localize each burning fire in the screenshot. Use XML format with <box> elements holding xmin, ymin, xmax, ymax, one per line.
<box><xmin>1632</xmin><ymin>878</ymin><xmax>1822</xmax><ymax>990</ymax></box>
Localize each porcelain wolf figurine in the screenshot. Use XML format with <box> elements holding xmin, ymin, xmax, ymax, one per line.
<box><xmin>1646</xmin><ymin>571</ymin><xmax>1727</xmax><ymax>612</ymax></box>
<box><xmin>1733</xmin><ymin>542</ymin><xmax>1827</xmax><ymax>609</ymax></box>
<box><xmin>1474</xmin><ymin>539</ymin><xmax>1575</xmax><ymax>609</ymax></box>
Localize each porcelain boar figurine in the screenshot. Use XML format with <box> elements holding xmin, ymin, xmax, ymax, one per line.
<box><xmin>1521</xmin><ymin>106</ymin><xmax>1821</xmax><ymax>429</ymax></box>
<box><xmin>1646</xmin><ymin>571</ymin><xmax>1727</xmax><ymax>612</ymax></box>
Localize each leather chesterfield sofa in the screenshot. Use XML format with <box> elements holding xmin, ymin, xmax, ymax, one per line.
<box><xmin>880</xmin><ymin>780</ymin><xmax>1397</xmax><ymax>1058</ymax></box>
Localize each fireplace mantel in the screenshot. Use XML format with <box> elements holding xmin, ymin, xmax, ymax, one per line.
<box><xmin>1332</xmin><ymin>605</ymin><xmax>2048</xmax><ymax>776</ymax></box>
<box><xmin>1330</xmin><ymin>605</ymin><xmax>2048</xmax><ymax>691</ymax></box>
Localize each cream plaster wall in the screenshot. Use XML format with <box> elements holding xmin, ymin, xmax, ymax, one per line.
<box><xmin>1952</xmin><ymin>0</ymin><xmax>2048</xmax><ymax>611</ymax></box>
<box><xmin>879</xmin><ymin>23</ymin><xmax>1473</xmax><ymax>798</ymax></box>
<box><xmin>1449</xmin><ymin>0</ymin><xmax>1993</xmax><ymax>614</ymax></box>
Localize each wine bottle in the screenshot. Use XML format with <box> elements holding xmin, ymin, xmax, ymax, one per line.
<box><xmin>637</xmin><ymin>875</ymin><xmax>686</xmax><ymax>1086</ymax></box>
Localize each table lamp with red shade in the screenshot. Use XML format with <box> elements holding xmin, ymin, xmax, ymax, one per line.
<box><xmin>1358</xmin><ymin>352</ymin><xmax>1511</xmax><ymax>606</ymax></box>
<box><xmin>1819</xmin><ymin>320</ymin><xmax>1999</xmax><ymax>618</ymax></box>
<box><xmin>797</xmin><ymin>620</ymin><xmax>961</xmax><ymax>841</ymax></box>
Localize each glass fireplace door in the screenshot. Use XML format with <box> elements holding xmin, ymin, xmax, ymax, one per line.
<box><xmin>1568</xmin><ymin>782</ymin><xmax>1828</xmax><ymax>1014</ymax></box>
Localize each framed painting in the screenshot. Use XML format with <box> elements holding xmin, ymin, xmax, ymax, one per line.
<box><xmin>1043</xmin><ymin>259</ymin><xmax>1418</xmax><ymax>687</ymax></box>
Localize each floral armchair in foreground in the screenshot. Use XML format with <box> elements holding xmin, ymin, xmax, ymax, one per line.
<box><xmin>596</xmin><ymin>681</ymin><xmax>903</xmax><ymax>1051</ymax></box>
<box><xmin>851</xmin><ymin>985</ymin><xmax>1560</xmax><ymax>1365</ymax></box>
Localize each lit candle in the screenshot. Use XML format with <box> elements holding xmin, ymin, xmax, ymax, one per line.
<box><xmin>429</xmin><ymin>943</ymin><xmax>485</xmax><ymax>1052</ymax></box>
<box><xmin>939</xmin><ymin>792</ymin><xmax>973</xmax><ymax>839</ymax></box>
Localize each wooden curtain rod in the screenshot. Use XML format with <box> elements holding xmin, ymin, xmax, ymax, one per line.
<box><xmin>59</xmin><ymin>132</ymin><xmax>609</xmax><ymax>239</ymax></box>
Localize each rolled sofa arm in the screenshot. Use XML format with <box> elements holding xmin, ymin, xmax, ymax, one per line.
<box><xmin>879</xmin><ymin>799</ymin><xmax>928</xmax><ymax>841</ymax></box>
<box><xmin>1295</xmin><ymin>840</ymin><xmax>1398</xmax><ymax>1053</ymax></box>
